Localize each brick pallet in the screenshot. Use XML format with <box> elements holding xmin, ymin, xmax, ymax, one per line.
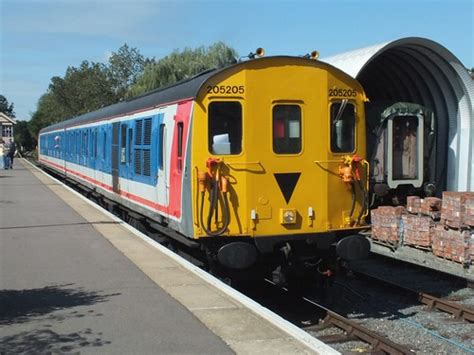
<box><xmin>402</xmin><ymin>214</ymin><xmax>434</xmax><ymax>249</ymax></box>
<box><xmin>371</xmin><ymin>206</ymin><xmax>405</xmax><ymax>247</ymax></box>
<box><xmin>432</xmin><ymin>225</ymin><xmax>472</xmax><ymax>264</ymax></box>
<box><xmin>406</xmin><ymin>195</ymin><xmax>442</xmax><ymax>220</ymax></box>
<box><xmin>441</xmin><ymin>192</ymin><xmax>474</xmax><ymax>229</ymax></box>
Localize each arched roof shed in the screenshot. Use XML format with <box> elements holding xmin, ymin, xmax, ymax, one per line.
<box><xmin>322</xmin><ymin>37</ymin><xmax>473</xmax><ymax>192</ymax></box>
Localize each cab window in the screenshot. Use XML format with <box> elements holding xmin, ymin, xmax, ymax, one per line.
<box><xmin>330</xmin><ymin>100</ymin><xmax>355</xmax><ymax>153</ymax></box>
<box><xmin>208</xmin><ymin>101</ymin><xmax>242</xmax><ymax>155</ymax></box>
<box><xmin>273</xmin><ymin>105</ymin><xmax>301</xmax><ymax>154</ymax></box>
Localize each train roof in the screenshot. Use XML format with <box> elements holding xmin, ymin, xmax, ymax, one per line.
<box><xmin>40</xmin><ymin>56</ymin><xmax>360</xmax><ymax>134</ymax></box>
<box><xmin>40</xmin><ymin>68</ymin><xmax>218</xmax><ymax>133</ymax></box>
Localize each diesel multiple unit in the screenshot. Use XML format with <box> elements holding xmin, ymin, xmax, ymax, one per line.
<box><xmin>38</xmin><ymin>56</ymin><xmax>370</xmax><ymax>277</ymax></box>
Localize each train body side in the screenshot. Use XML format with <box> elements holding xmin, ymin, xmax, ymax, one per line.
<box><xmin>38</xmin><ymin>101</ymin><xmax>196</xmax><ymax>237</ymax></box>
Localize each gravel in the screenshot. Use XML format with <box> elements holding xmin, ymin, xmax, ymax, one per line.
<box><xmin>307</xmin><ymin>256</ymin><xmax>474</xmax><ymax>354</ymax></box>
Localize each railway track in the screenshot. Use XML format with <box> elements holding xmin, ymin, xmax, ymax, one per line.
<box><xmin>261</xmin><ymin>279</ymin><xmax>413</xmax><ymax>354</ymax></box>
<box><xmin>349</xmin><ymin>267</ymin><xmax>474</xmax><ymax>323</ymax></box>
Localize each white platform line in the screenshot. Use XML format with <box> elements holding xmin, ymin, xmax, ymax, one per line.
<box><xmin>25</xmin><ymin>158</ymin><xmax>339</xmax><ymax>355</ymax></box>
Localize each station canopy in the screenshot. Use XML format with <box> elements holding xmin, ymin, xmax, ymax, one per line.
<box><xmin>322</xmin><ymin>37</ymin><xmax>473</xmax><ymax>193</ymax></box>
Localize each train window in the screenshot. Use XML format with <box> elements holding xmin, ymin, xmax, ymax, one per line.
<box><xmin>94</xmin><ymin>130</ymin><xmax>98</xmax><ymax>159</ymax></box>
<box><xmin>159</xmin><ymin>123</ymin><xmax>165</xmax><ymax>170</ymax></box>
<box><xmin>330</xmin><ymin>100</ymin><xmax>355</xmax><ymax>153</ymax></box>
<box><xmin>128</xmin><ymin>128</ymin><xmax>133</xmax><ymax>164</ymax></box>
<box><xmin>103</xmin><ymin>131</ymin><xmax>107</xmax><ymax>159</ymax></box>
<box><xmin>121</xmin><ymin>125</ymin><xmax>127</xmax><ymax>164</ymax></box>
<box><xmin>177</xmin><ymin>122</ymin><xmax>184</xmax><ymax>173</ymax></box>
<box><xmin>392</xmin><ymin>116</ymin><xmax>419</xmax><ymax>180</ymax></box>
<box><xmin>273</xmin><ymin>105</ymin><xmax>301</xmax><ymax>154</ymax></box>
<box><xmin>208</xmin><ymin>101</ymin><xmax>242</xmax><ymax>155</ymax></box>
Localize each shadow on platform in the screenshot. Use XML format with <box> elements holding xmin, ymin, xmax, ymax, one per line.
<box><xmin>0</xmin><ymin>283</ymin><xmax>119</xmax><ymax>326</ymax></box>
<box><xmin>0</xmin><ymin>284</ymin><xmax>118</xmax><ymax>352</ymax></box>
<box><xmin>0</xmin><ymin>327</ymin><xmax>111</xmax><ymax>353</ymax></box>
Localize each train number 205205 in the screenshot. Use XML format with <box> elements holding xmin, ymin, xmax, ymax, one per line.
<box><xmin>206</xmin><ymin>85</ymin><xmax>245</xmax><ymax>95</ymax></box>
<box><xmin>328</xmin><ymin>88</ymin><xmax>357</xmax><ymax>97</ymax></box>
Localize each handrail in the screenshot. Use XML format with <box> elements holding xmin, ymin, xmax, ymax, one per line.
<box><xmin>225</xmin><ymin>161</ymin><xmax>261</xmax><ymax>166</ymax></box>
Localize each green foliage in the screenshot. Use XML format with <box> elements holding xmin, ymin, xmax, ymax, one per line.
<box><xmin>29</xmin><ymin>45</ymin><xmax>149</xmax><ymax>138</ymax></box>
<box><xmin>0</xmin><ymin>95</ymin><xmax>15</xmax><ymax>118</ymax></box>
<box><xmin>29</xmin><ymin>93</ymin><xmax>67</xmax><ymax>138</ymax></box>
<box><xmin>108</xmin><ymin>44</ymin><xmax>154</xmax><ymax>100</ymax></box>
<box><xmin>127</xmin><ymin>42</ymin><xmax>237</xmax><ymax>98</ymax></box>
<box><xmin>49</xmin><ymin>61</ymin><xmax>117</xmax><ymax>118</ymax></box>
<box><xmin>14</xmin><ymin>120</ymin><xmax>35</xmax><ymax>151</ymax></box>
<box><xmin>29</xmin><ymin>42</ymin><xmax>237</xmax><ymax>141</ymax></box>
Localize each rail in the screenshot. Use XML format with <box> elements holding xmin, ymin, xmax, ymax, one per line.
<box><xmin>264</xmin><ymin>279</ymin><xmax>412</xmax><ymax>354</ymax></box>
<box><xmin>352</xmin><ymin>270</ymin><xmax>474</xmax><ymax>323</ymax></box>
<box><xmin>301</xmin><ymin>295</ymin><xmax>413</xmax><ymax>354</ymax></box>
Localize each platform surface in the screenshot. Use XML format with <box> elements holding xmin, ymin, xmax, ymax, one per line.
<box><xmin>0</xmin><ymin>159</ymin><xmax>332</xmax><ymax>354</ymax></box>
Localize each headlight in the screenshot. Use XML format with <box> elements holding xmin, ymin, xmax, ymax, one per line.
<box><xmin>280</xmin><ymin>209</ymin><xmax>296</xmax><ymax>224</ymax></box>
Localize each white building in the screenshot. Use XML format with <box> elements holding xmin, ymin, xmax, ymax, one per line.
<box><xmin>0</xmin><ymin>112</ymin><xmax>16</xmax><ymax>144</ymax></box>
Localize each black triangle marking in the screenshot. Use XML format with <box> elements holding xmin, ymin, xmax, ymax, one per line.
<box><xmin>274</xmin><ymin>173</ymin><xmax>301</xmax><ymax>204</ymax></box>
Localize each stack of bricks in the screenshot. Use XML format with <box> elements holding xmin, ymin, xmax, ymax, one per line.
<box><xmin>403</xmin><ymin>196</ymin><xmax>441</xmax><ymax>249</ymax></box>
<box><xmin>431</xmin><ymin>192</ymin><xmax>474</xmax><ymax>264</ymax></box>
<box><xmin>402</xmin><ymin>214</ymin><xmax>434</xmax><ymax>248</ymax></box>
<box><xmin>432</xmin><ymin>225</ymin><xmax>472</xmax><ymax>264</ymax></box>
<box><xmin>406</xmin><ymin>196</ymin><xmax>422</xmax><ymax>214</ymax></box>
<box><xmin>371</xmin><ymin>206</ymin><xmax>405</xmax><ymax>246</ymax></box>
<box><xmin>420</xmin><ymin>197</ymin><xmax>443</xmax><ymax>220</ymax></box>
<box><xmin>441</xmin><ymin>192</ymin><xmax>474</xmax><ymax>229</ymax></box>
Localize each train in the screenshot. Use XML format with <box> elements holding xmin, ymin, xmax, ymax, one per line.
<box><xmin>38</xmin><ymin>53</ymin><xmax>372</xmax><ymax>283</ymax></box>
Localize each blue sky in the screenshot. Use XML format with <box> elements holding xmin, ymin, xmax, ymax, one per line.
<box><xmin>1</xmin><ymin>0</ymin><xmax>472</xmax><ymax>120</ymax></box>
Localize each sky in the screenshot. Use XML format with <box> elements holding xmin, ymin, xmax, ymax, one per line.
<box><xmin>0</xmin><ymin>0</ymin><xmax>473</xmax><ymax>120</ymax></box>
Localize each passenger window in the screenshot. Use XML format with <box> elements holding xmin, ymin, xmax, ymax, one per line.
<box><xmin>159</xmin><ymin>123</ymin><xmax>165</xmax><ymax>170</ymax></box>
<box><xmin>177</xmin><ymin>122</ymin><xmax>183</xmax><ymax>173</ymax></box>
<box><xmin>392</xmin><ymin>116</ymin><xmax>419</xmax><ymax>180</ymax></box>
<box><xmin>273</xmin><ymin>105</ymin><xmax>301</xmax><ymax>154</ymax></box>
<box><xmin>120</xmin><ymin>125</ymin><xmax>127</xmax><ymax>164</ymax></box>
<box><xmin>208</xmin><ymin>102</ymin><xmax>242</xmax><ymax>155</ymax></box>
<box><xmin>330</xmin><ymin>100</ymin><xmax>355</xmax><ymax>153</ymax></box>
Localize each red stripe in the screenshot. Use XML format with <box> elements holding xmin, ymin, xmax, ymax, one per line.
<box><xmin>39</xmin><ymin>158</ymin><xmax>172</xmax><ymax>215</ymax></box>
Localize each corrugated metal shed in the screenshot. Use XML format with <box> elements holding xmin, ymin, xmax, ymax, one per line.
<box><xmin>322</xmin><ymin>37</ymin><xmax>474</xmax><ymax>192</ymax></box>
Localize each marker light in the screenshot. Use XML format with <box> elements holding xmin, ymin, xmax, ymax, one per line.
<box><xmin>310</xmin><ymin>50</ymin><xmax>319</xmax><ymax>60</ymax></box>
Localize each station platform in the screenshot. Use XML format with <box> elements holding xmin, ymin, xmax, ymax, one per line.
<box><xmin>0</xmin><ymin>159</ymin><xmax>335</xmax><ymax>354</ymax></box>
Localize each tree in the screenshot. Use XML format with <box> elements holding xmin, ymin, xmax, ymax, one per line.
<box><xmin>29</xmin><ymin>92</ymin><xmax>67</xmax><ymax>138</ymax></box>
<box><xmin>108</xmin><ymin>44</ymin><xmax>153</xmax><ymax>100</ymax></box>
<box><xmin>0</xmin><ymin>95</ymin><xmax>15</xmax><ymax>118</ymax></box>
<box><xmin>29</xmin><ymin>44</ymin><xmax>151</xmax><ymax>137</ymax></box>
<box><xmin>14</xmin><ymin>120</ymin><xmax>35</xmax><ymax>151</ymax></box>
<box><xmin>48</xmin><ymin>61</ymin><xmax>117</xmax><ymax>119</ymax></box>
<box><xmin>127</xmin><ymin>42</ymin><xmax>237</xmax><ymax>97</ymax></box>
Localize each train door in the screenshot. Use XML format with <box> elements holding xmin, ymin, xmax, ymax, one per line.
<box><xmin>92</xmin><ymin>128</ymin><xmax>98</xmax><ymax>185</ymax></box>
<box><xmin>118</xmin><ymin>123</ymin><xmax>129</xmax><ymax>194</ymax></box>
<box><xmin>112</xmin><ymin>122</ymin><xmax>120</xmax><ymax>193</ymax></box>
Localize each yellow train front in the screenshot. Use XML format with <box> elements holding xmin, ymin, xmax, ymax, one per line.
<box><xmin>191</xmin><ymin>55</ymin><xmax>370</xmax><ymax>279</ymax></box>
